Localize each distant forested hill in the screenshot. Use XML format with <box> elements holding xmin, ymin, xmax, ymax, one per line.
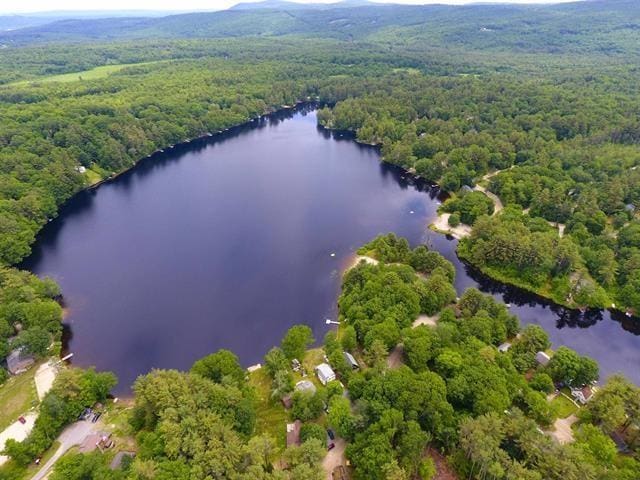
<box><xmin>1</xmin><ymin>0</ymin><xmax>638</xmax><ymax>59</ymax></box>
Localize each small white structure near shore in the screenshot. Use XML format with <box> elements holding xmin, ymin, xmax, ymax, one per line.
<box><xmin>535</xmin><ymin>351</ymin><xmax>551</xmax><ymax>366</ymax></box>
<box><xmin>315</xmin><ymin>363</ymin><xmax>336</xmax><ymax>385</ymax></box>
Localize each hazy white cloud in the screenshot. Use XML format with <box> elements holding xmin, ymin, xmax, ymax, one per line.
<box><xmin>1</xmin><ymin>0</ymin><xmax>583</xmax><ymax>15</ymax></box>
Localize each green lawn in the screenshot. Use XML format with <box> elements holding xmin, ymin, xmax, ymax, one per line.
<box><xmin>550</xmin><ymin>393</ymin><xmax>579</xmax><ymax>419</ymax></box>
<box><xmin>0</xmin><ymin>365</ymin><xmax>39</xmax><ymax>431</ymax></box>
<box><xmin>85</xmin><ymin>167</ymin><xmax>105</xmax><ymax>186</ymax></box>
<box><xmin>249</xmin><ymin>368</ymin><xmax>287</xmax><ymax>451</ymax></box>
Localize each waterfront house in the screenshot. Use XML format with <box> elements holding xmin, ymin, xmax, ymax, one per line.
<box><xmin>571</xmin><ymin>385</ymin><xmax>595</xmax><ymax>405</ymax></box>
<box><xmin>535</xmin><ymin>351</ymin><xmax>551</xmax><ymax>366</ymax></box>
<box><xmin>6</xmin><ymin>347</ymin><xmax>35</xmax><ymax>375</ymax></box>
<box><xmin>315</xmin><ymin>363</ymin><xmax>336</xmax><ymax>385</ymax></box>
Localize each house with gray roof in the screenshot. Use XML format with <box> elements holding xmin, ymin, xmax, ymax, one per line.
<box><xmin>6</xmin><ymin>347</ymin><xmax>35</xmax><ymax>375</ymax></box>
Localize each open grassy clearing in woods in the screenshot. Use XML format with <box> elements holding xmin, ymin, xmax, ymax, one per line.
<box><xmin>249</xmin><ymin>367</ymin><xmax>288</xmax><ymax>451</ymax></box>
<box><xmin>550</xmin><ymin>393</ymin><xmax>580</xmax><ymax>419</ymax></box>
<box><xmin>8</xmin><ymin>61</ymin><xmax>160</xmax><ymax>86</ymax></box>
<box><xmin>0</xmin><ymin>365</ymin><xmax>40</xmax><ymax>431</ymax></box>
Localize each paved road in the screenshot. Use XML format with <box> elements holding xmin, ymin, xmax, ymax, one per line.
<box><xmin>30</xmin><ymin>420</ymin><xmax>97</xmax><ymax>480</ymax></box>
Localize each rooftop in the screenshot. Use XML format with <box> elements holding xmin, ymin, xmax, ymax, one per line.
<box><xmin>6</xmin><ymin>347</ymin><xmax>35</xmax><ymax>375</ymax></box>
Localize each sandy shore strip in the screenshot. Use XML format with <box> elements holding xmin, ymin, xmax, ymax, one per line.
<box><xmin>413</xmin><ymin>314</ymin><xmax>439</xmax><ymax>328</ymax></box>
<box><xmin>430</xmin><ymin>213</ymin><xmax>472</xmax><ymax>239</ymax></box>
<box><xmin>343</xmin><ymin>254</ymin><xmax>379</xmax><ymax>273</ymax></box>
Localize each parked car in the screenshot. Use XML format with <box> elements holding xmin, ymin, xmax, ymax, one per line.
<box><xmin>327</xmin><ymin>428</ymin><xmax>335</xmax><ymax>440</ymax></box>
<box><xmin>328</xmin><ymin>442</ymin><xmax>335</xmax><ymax>451</ymax></box>
<box><xmin>78</xmin><ymin>408</ymin><xmax>92</xmax><ymax>421</ymax></box>
<box><xmin>18</xmin><ymin>416</ymin><xmax>26</xmax><ymax>425</ymax></box>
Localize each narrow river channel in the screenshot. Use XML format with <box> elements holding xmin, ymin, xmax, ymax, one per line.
<box><xmin>21</xmin><ymin>107</ymin><xmax>640</xmax><ymax>393</ymax></box>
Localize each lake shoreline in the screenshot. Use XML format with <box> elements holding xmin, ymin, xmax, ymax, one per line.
<box><xmin>318</xmin><ymin>123</ymin><xmax>638</xmax><ymax>324</ymax></box>
<box><xmin>22</xmin><ymin>106</ymin><xmax>640</xmax><ymax>390</ymax></box>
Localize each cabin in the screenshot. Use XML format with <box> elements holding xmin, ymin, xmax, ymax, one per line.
<box><xmin>571</xmin><ymin>385</ymin><xmax>595</xmax><ymax>405</ymax></box>
<box><xmin>535</xmin><ymin>351</ymin><xmax>551</xmax><ymax>366</ymax></box>
<box><xmin>295</xmin><ymin>379</ymin><xmax>317</xmax><ymax>394</ymax></box>
<box><xmin>315</xmin><ymin>363</ymin><xmax>336</xmax><ymax>385</ymax></box>
<box><xmin>6</xmin><ymin>347</ymin><xmax>35</xmax><ymax>375</ymax></box>
<box><xmin>286</xmin><ymin>420</ymin><xmax>302</xmax><ymax>448</ymax></box>
<box><xmin>343</xmin><ymin>351</ymin><xmax>360</xmax><ymax>370</ymax></box>
<box><xmin>497</xmin><ymin>342</ymin><xmax>511</xmax><ymax>353</ymax></box>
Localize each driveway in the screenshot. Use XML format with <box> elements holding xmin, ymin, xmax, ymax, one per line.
<box><xmin>0</xmin><ymin>412</ymin><xmax>37</xmax><ymax>466</ymax></box>
<box><xmin>30</xmin><ymin>420</ymin><xmax>98</xmax><ymax>480</ymax></box>
<box><xmin>387</xmin><ymin>344</ymin><xmax>404</xmax><ymax>369</ymax></box>
<box><xmin>34</xmin><ymin>362</ymin><xmax>58</xmax><ymax>401</ymax></box>
<box><xmin>550</xmin><ymin>414</ymin><xmax>578</xmax><ymax>444</ymax></box>
<box><xmin>322</xmin><ymin>437</ymin><xmax>346</xmax><ymax>480</ymax></box>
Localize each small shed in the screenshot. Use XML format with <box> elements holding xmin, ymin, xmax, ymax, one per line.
<box><xmin>6</xmin><ymin>348</ymin><xmax>35</xmax><ymax>375</ymax></box>
<box><xmin>535</xmin><ymin>351</ymin><xmax>551</xmax><ymax>366</ymax></box>
<box><xmin>343</xmin><ymin>351</ymin><xmax>359</xmax><ymax>369</ymax></box>
<box><xmin>281</xmin><ymin>394</ymin><xmax>293</xmax><ymax>409</ymax></box>
<box><xmin>315</xmin><ymin>363</ymin><xmax>336</xmax><ymax>385</ymax></box>
<box><xmin>497</xmin><ymin>342</ymin><xmax>511</xmax><ymax>353</ymax></box>
<box><xmin>286</xmin><ymin>420</ymin><xmax>302</xmax><ymax>448</ymax></box>
<box><xmin>295</xmin><ymin>380</ymin><xmax>317</xmax><ymax>394</ymax></box>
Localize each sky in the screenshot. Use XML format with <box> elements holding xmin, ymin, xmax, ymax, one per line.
<box><xmin>1</xmin><ymin>0</ymin><xmax>583</xmax><ymax>15</ymax></box>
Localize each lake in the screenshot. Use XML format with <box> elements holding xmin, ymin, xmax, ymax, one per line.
<box><xmin>22</xmin><ymin>106</ymin><xmax>640</xmax><ymax>393</ymax></box>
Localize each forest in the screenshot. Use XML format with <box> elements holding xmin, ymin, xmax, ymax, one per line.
<box><xmin>0</xmin><ymin>0</ymin><xmax>639</xmax><ymax>477</ymax></box>
<box><xmin>317</xmin><ymin>68</ymin><xmax>640</xmax><ymax>312</ymax></box>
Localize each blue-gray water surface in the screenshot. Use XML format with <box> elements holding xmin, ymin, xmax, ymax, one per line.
<box><xmin>22</xmin><ymin>108</ymin><xmax>640</xmax><ymax>393</ymax></box>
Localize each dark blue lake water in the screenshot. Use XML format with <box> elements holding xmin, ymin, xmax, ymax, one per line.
<box><xmin>22</xmin><ymin>107</ymin><xmax>640</xmax><ymax>393</ymax></box>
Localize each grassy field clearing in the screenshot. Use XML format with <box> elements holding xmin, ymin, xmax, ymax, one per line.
<box><xmin>9</xmin><ymin>62</ymin><xmax>160</xmax><ymax>86</ymax></box>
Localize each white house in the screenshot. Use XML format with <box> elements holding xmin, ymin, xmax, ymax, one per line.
<box><xmin>571</xmin><ymin>385</ymin><xmax>596</xmax><ymax>405</ymax></box>
<box><xmin>315</xmin><ymin>363</ymin><xmax>336</xmax><ymax>385</ymax></box>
